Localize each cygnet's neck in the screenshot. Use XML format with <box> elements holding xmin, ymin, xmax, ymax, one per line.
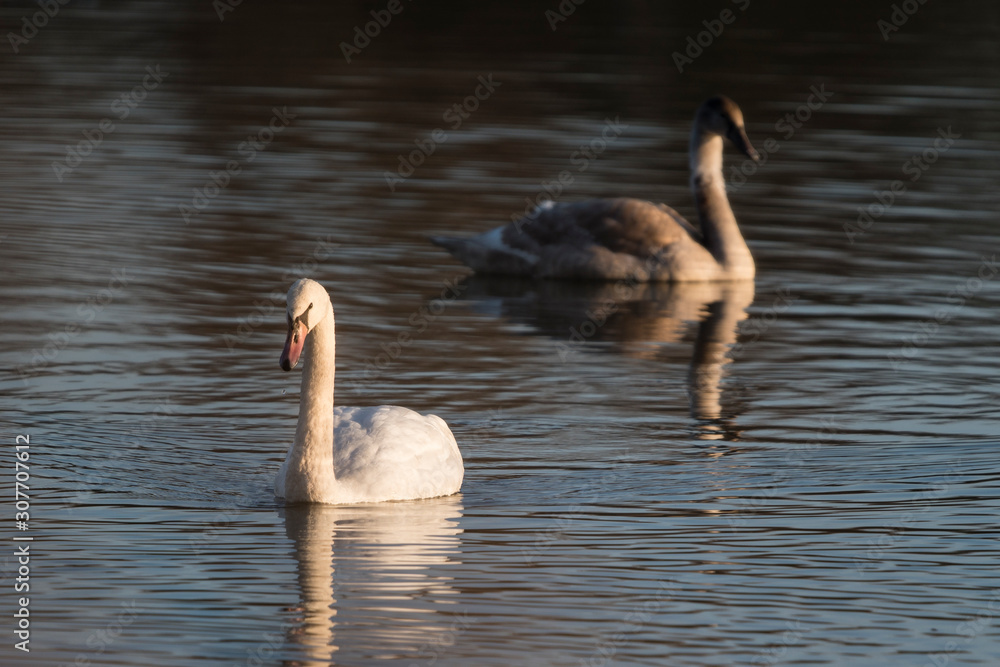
<box><xmin>689</xmin><ymin>130</ymin><xmax>754</xmax><ymax>276</ymax></box>
<box><xmin>286</xmin><ymin>310</ymin><xmax>336</xmax><ymax>501</ymax></box>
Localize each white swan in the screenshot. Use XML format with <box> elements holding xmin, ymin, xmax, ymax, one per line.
<box><xmin>276</xmin><ymin>278</ymin><xmax>464</xmax><ymax>504</ymax></box>
<box><xmin>430</xmin><ymin>96</ymin><xmax>759</xmax><ymax>282</ymax></box>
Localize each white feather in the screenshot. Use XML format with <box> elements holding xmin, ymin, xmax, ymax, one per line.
<box><xmin>276</xmin><ymin>279</ymin><xmax>464</xmax><ymax>504</ymax></box>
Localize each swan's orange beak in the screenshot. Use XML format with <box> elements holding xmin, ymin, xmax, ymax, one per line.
<box><xmin>280</xmin><ymin>321</ymin><xmax>307</xmax><ymax>371</ymax></box>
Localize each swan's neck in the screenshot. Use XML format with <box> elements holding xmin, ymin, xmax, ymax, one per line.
<box><xmin>286</xmin><ymin>313</ymin><xmax>336</xmax><ymax>501</ymax></box>
<box><xmin>689</xmin><ymin>132</ymin><xmax>754</xmax><ymax>275</ymax></box>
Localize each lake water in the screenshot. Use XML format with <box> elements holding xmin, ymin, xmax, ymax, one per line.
<box><xmin>2</xmin><ymin>1</ymin><xmax>1000</xmax><ymax>665</ymax></box>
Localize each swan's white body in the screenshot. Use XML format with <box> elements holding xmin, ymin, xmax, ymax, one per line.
<box><xmin>431</xmin><ymin>96</ymin><xmax>759</xmax><ymax>282</ymax></box>
<box><xmin>276</xmin><ymin>279</ymin><xmax>463</xmax><ymax>504</ymax></box>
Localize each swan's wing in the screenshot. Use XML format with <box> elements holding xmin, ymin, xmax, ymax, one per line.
<box><xmin>332</xmin><ymin>405</ymin><xmax>464</xmax><ymax>502</ymax></box>
<box><xmin>508</xmin><ymin>198</ymin><xmax>700</xmax><ymax>255</ymax></box>
<box><xmin>430</xmin><ymin>225</ymin><xmax>539</xmax><ymax>276</ymax></box>
<box><xmin>431</xmin><ymin>198</ymin><xmax>701</xmax><ymax>278</ymax></box>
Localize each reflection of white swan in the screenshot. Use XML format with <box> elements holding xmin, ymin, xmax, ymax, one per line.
<box><xmin>431</xmin><ymin>96</ymin><xmax>758</xmax><ymax>282</ymax></box>
<box><xmin>280</xmin><ymin>497</ymin><xmax>464</xmax><ymax>665</ymax></box>
<box><xmin>276</xmin><ymin>279</ymin><xmax>464</xmax><ymax>504</ymax></box>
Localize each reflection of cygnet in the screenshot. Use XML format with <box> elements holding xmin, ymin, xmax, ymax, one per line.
<box><xmin>685</xmin><ymin>282</ymin><xmax>755</xmax><ymax>439</ymax></box>
<box><xmin>458</xmin><ymin>277</ymin><xmax>754</xmax><ymax>440</ymax></box>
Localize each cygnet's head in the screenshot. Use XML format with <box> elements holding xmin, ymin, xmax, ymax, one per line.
<box><xmin>695</xmin><ymin>96</ymin><xmax>759</xmax><ymax>161</ymax></box>
<box><xmin>279</xmin><ymin>278</ymin><xmax>332</xmax><ymax>371</ymax></box>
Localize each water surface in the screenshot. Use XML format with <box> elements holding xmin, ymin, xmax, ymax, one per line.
<box><xmin>2</xmin><ymin>1</ymin><xmax>999</xmax><ymax>665</ymax></box>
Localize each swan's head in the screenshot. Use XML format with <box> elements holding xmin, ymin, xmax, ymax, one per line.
<box><xmin>695</xmin><ymin>96</ymin><xmax>759</xmax><ymax>161</ymax></box>
<box><xmin>279</xmin><ymin>278</ymin><xmax>332</xmax><ymax>371</ymax></box>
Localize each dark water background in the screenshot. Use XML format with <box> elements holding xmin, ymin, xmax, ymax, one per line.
<box><xmin>1</xmin><ymin>0</ymin><xmax>999</xmax><ymax>665</ymax></box>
